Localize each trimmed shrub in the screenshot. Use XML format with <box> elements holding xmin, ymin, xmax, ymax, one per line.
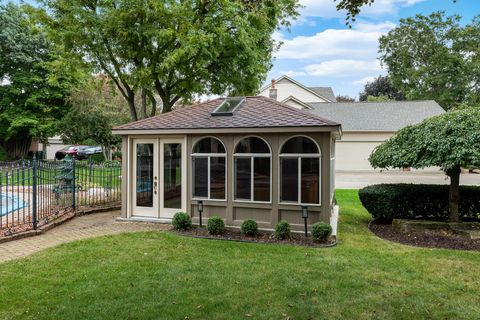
<box><xmin>241</xmin><ymin>219</ymin><xmax>258</xmax><ymax>236</ymax></box>
<box><xmin>112</xmin><ymin>151</ymin><xmax>122</xmax><ymax>159</ymax></box>
<box><xmin>90</xmin><ymin>153</ymin><xmax>106</xmax><ymax>162</ymax></box>
<box><xmin>311</xmin><ymin>222</ymin><xmax>332</xmax><ymax>241</ymax></box>
<box><xmin>172</xmin><ymin>212</ymin><xmax>192</xmax><ymax>230</ymax></box>
<box><xmin>207</xmin><ymin>216</ymin><xmax>225</xmax><ymax>235</ymax></box>
<box><xmin>359</xmin><ymin>184</ymin><xmax>480</xmax><ymax>222</ymax></box>
<box><xmin>274</xmin><ymin>220</ymin><xmax>291</xmax><ymax>240</ymax></box>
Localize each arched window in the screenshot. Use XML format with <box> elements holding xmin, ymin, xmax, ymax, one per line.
<box><xmin>234</xmin><ymin>137</ymin><xmax>271</xmax><ymax>202</ymax></box>
<box><xmin>280</xmin><ymin>136</ymin><xmax>321</xmax><ymax>204</ymax></box>
<box><xmin>192</xmin><ymin>137</ymin><xmax>226</xmax><ymax>200</ymax></box>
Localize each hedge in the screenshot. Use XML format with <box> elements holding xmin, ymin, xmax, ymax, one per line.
<box><xmin>359</xmin><ymin>184</ymin><xmax>480</xmax><ymax>222</ymax></box>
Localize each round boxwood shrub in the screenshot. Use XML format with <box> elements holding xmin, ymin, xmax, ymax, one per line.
<box><xmin>172</xmin><ymin>212</ymin><xmax>192</xmax><ymax>230</ymax></box>
<box><xmin>241</xmin><ymin>219</ymin><xmax>258</xmax><ymax>236</ymax></box>
<box><xmin>274</xmin><ymin>220</ymin><xmax>291</xmax><ymax>240</ymax></box>
<box><xmin>207</xmin><ymin>216</ymin><xmax>225</xmax><ymax>235</ymax></box>
<box><xmin>359</xmin><ymin>184</ymin><xmax>480</xmax><ymax>223</ymax></box>
<box><xmin>311</xmin><ymin>222</ymin><xmax>332</xmax><ymax>242</ymax></box>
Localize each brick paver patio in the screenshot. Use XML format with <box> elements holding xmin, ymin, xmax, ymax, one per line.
<box><xmin>0</xmin><ymin>211</ymin><xmax>169</xmax><ymax>263</ymax></box>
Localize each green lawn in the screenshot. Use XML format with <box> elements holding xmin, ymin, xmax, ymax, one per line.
<box><xmin>0</xmin><ymin>190</ymin><xmax>479</xmax><ymax>319</ymax></box>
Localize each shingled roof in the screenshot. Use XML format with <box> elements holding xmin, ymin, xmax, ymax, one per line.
<box><xmin>114</xmin><ymin>96</ymin><xmax>340</xmax><ymax>132</ymax></box>
<box><xmin>307</xmin><ymin>100</ymin><xmax>444</xmax><ymax>131</ymax></box>
<box><xmin>308</xmin><ymin>87</ymin><xmax>336</xmax><ymax>102</ymax></box>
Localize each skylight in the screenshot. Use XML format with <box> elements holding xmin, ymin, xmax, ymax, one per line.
<box><xmin>211</xmin><ymin>97</ymin><xmax>245</xmax><ymax>116</ymax></box>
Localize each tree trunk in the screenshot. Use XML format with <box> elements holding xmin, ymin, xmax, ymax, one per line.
<box><xmin>446</xmin><ymin>166</ymin><xmax>461</xmax><ymax>222</ymax></box>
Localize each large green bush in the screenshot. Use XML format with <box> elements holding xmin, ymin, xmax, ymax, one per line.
<box><xmin>311</xmin><ymin>222</ymin><xmax>332</xmax><ymax>241</ymax></box>
<box><xmin>207</xmin><ymin>216</ymin><xmax>225</xmax><ymax>235</ymax></box>
<box><xmin>172</xmin><ymin>212</ymin><xmax>192</xmax><ymax>231</ymax></box>
<box><xmin>359</xmin><ymin>184</ymin><xmax>480</xmax><ymax>222</ymax></box>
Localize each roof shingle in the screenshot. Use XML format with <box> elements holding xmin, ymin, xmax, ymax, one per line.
<box><xmin>114</xmin><ymin>96</ymin><xmax>339</xmax><ymax>131</ymax></box>
<box><xmin>307</xmin><ymin>100</ymin><xmax>444</xmax><ymax>131</ymax></box>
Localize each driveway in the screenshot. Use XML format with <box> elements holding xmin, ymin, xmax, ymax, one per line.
<box><xmin>336</xmin><ymin>171</ymin><xmax>480</xmax><ymax>189</ymax></box>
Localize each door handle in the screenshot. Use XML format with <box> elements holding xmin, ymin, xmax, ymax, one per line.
<box><xmin>154</xmin><ymin>179</ymin><xmax>158</xmax><ymax>195</ymax></box>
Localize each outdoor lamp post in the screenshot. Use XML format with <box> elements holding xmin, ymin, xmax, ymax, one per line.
<box><xmin>198</xmin><ymin>200</ymin><xmax>204</xmax><ymax>227</ymax></box>
<box><xmin>302</xmin><ymin>205</ymin><xmax>309</xmax><ymax>237</ymax></box>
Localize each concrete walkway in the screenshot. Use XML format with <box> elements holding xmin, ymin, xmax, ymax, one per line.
<box><xmin>336</xmin><ymin>171</ymin><xmax>480</xmax><ymax>189</ymax></box>
<box><xmin>0</xmin><ymin>211</ymin><xmax>168</xmax><ymax>263</ymax></box>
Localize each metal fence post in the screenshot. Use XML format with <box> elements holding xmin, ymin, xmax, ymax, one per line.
<box><xmin>72</xmin><ymin>159</ymin><xmax>76</xmax><ymax>210</ymax></box>
<box><xmin>32</xmin><ymin>155</ymin><xmax>37</xmax><ymax>230</ymax></box>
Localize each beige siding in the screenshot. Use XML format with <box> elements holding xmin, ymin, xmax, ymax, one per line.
<box><xmin>120</xmin><ymin>131</ymin><xmax>337</xmax><ymax>232</ymax></box>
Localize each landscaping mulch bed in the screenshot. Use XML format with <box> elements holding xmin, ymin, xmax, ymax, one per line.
<box><xmin>172</xmin><ymin>226</ymin><xmax>336</xmax><ymax>248</ymax></box>
<box><xmin>369</xmin><ymin>221</ymin><xmax>480</xmax><ymax>251</ymax></box>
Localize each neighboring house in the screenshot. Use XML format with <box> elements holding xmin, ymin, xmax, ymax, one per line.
<box><xmin>308</xmin><ymin>101</ymin><xmax>444</xmax><ymax>170</ymax></box>
<box><xmin>42</xmin><ymin>136</ymin><xmax>69</xmax><ymax>160</ymax></box>
<box><xmin>113</xmin><ymin>96</ymin><xmax>341</xmax><ymax>232</ymax></box>
<box><xmin>258</xmin><ymin>75</ymin><xmax>336</xmax><ymax>108</ymax></box>
<box><xmin>260</xmin><ymin>75</ymin><xmax>445</xmax><ymax>171</ymax></box>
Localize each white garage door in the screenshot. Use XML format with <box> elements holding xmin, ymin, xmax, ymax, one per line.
<box><xmin>335</xmin><ymin>141</ymin><xmax>383</xmax><ymax>171</ymax></box>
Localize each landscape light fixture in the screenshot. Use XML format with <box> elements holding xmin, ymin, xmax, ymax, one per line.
<box><xmin>302</xmin><ymin>205</ymin><xmax>309</xmax><ymax>237</ymax></box>
<box><xmin>198</xmin><ymin>200</ymin><xmax>204</xmax><ymax>227</ymax></box>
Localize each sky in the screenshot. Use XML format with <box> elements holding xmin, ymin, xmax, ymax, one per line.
<box><xmin>269</xmin><ymin>0</ymin><xmax>480</xmax><ymax>99</ymax></box>
<box><xmin>6</xmin><ymin>0</ymin><xmax>480</xmax><ymax>99</ymax></box>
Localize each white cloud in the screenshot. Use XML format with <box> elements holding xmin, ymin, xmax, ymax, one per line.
<box><xmin>305</xmin><ymin>60</ymin><xmax>383</xmax><ymax>77</ymax></box>
<box><xmin>281</xmin><ymin>70</ymin><xmax>307</xmax><ymax>77</ymax></box>
<box><xmin>298</xmin><ymin>0</ymin><xmax>427</xmax><ymax>19</ymax></box>
<box><xmin>275</xmin><ymin>20</ymin><xmax>395</xmax><ymax>61</ymax></box>
<box><xmin>353</xmin><ymin>76</ymin><xmax>378</xmax><ymax>85</ymax></box>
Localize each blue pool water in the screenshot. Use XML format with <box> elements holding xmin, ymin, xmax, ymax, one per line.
<box><xmin>0</xmin><ymin>193</ymin><xmax>27</xmax><ymax>216</ymax></box>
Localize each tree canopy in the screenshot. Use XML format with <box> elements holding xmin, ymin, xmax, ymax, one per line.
<box><xmin>359</xmin><ymin>75</ymin><xmax>404</xmax><ymax>102</ymax></box>
<box><xmin>336</xmin><ymin>95</ymin><xmax>355</xmax><ymax>102</ymax></box>
<box><xmin>379</xmin><ymin>12</ymin><xmax>480</xmax><ymax>110</ymax></box>
<box><xmin>0</xmin><ymin>3</ymin><xmax>83</xmax><ymax>159</ymax></box>
<box><xmin>39</xmin><ymin>0</ymin><xmax>300</xmax><ymax>121</ymax></box>
<box><xmin>58</xmin><ymin>76</ymin><xmax>130</xmax><ymax>156</ymax></box>
<box><xmin>369</xmin><ymin>107</ymin><xmax>480</xmax><ymax>221</ymax></box>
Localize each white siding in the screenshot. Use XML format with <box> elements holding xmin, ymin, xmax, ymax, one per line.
<box><xmin>283</xmin><ymin>99</ymin><xmax>306</xmax><ymax>109</ymax></box>
<box><xmin>259</xmin><ymin>78</ymin><xmax>329</xmax><ymax>103</ymax></box>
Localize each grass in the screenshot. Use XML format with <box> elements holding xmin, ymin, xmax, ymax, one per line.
<box><xmin>0</xmin><ymin>190</ymin><xmax>479</xmax><ymax>319</ymax></box>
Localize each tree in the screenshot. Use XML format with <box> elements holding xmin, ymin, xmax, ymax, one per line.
<box><xmin>359</xmin><ymin>76</ymin><xmax>404</xmax><ymax>102</ymax></box>
<box><xmin>379</xmin><ymin>12</ymin><xmax>480</xmax><ymax>110</ymax></box>
<box><xmin>336</xmin><ymin>95</ymin><xmax>355</xmax><ymax>102</ymax></box>
<box><xmin>0</xmin><ymin>3</ymin><xmax>82</xmax><ymax>159</ymax></box>
<box><xmin>39</xmin><ymin>0</ymin><xmax>299</xmax><ymax>121</ymax></box>
<box><xmin>58</xmin><ymin>76</ymin><xmax>130</xmax><ymax>158</ymax></box>
<box><xmin>366</xmin><ymin>95</ymin><xmax>390</xmax><ymax>102</ymax></box>
<box><xmin>334</xmin><ymin>0</ymin><xmax>457</xmax><ymax>25</ymax></box>
<box><xmin>369</xmin><ymin>107</ymin><xmax>480</xmax><ymax>222</ymax></box>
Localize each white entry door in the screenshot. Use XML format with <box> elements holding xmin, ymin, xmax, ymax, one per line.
<box><xmin>132</xmin><ymin>139</ymin><xmax>159</xmax><ymax>217</ymax></box>
<box><xmin>159</xmin><ymin>139</ymin><xmax>186</xmax><ymax>219</ymax></box>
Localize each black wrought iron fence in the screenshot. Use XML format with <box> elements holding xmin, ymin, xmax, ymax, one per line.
<box><xmin>0</xmin><ymin>158</ymin><xmax>121</xmax><ymax>237</ymax></box>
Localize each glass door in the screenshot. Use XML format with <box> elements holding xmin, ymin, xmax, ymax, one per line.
<box><xmin>132</xmin><ymin>139</ymin><xmax>159</xmax><ymax>217</ymax></box>
<box><xmin>160</xmin><ymin>139</ymin><xmax>186</xmax><ymax>218</ymax></box>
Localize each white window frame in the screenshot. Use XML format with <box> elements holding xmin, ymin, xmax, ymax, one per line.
<box><xmin>191</xmin><ymin>137</ymin><xmax>227</xmax><ymax>201</ymax></box>
<box><xmin>279</xmin><ymin>136</ymin><xmax>322</xmax><ymax>206</ymax></box>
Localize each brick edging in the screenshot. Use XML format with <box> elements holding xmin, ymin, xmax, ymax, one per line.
<box><xmin>0</xmin><ymin>204</ymin><xmax>121</xmax><ymax>244</ymax></box>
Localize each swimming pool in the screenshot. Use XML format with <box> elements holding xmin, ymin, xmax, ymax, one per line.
<box><xmin>0</xmin><ymin>193</ymin><xmax>27</xmax><ymax>216</ymax></box>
